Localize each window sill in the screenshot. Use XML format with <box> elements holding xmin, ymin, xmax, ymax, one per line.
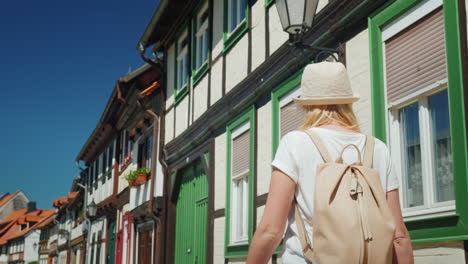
<box><xmin>174</xmin><ymin>84</ymin><xmax>188</xmax><ymax>105</ymax></box>
<box><xmin>403</xmin><ymin>204</ymin><xmax>456</xmax><ymax>221</ymax></box>
<box><xmin>225</xmin><ymin>242</ymin><xmax>249</xmax><ymax>259</ymax></box>
<box><xmin>192</xmin><ymin>62</ymin><xmax>209</xmax><ymax>87</ymax></box>
<box><xmin>223</xmin><ymin>20</ymin><xmax>248</xmax><ymax>53</ymax></box>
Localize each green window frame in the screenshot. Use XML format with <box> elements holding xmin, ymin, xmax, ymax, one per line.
<box><xmin>369</xmin><ymin>0</ymin><xmax>468</xmax><ymax>243</ymax></box>
<box><xmin>174</xmin><ymin>27</ymin><xmax>190</xmax><ymax>105</ymax></box>
<box><xmin>192</xmin><ymin>0</ymin><xmax>211</xmax><ymax>87</ymax></box>
<box><xmin>223</xmin><ymin>0</ymin><xmax>249</xmax><ymax>53</ymax></box>
<box><xmin>271</xmin><ymin>69</ymin><xmax>304</xmax><ymax>157</ymax></box>
<box><xmin>266</xmin><ymin>0</ymin><xmax>274</xmax><ymax>8</ymax></box>
<box><xmin>225</xmin><ymin>106</ymin><xmax>255</xmax><ymax>258</ymax></box>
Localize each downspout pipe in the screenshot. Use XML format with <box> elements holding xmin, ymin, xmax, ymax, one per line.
<box><xmin>139</xmin><ymin>43</ymin><xmax>168</xmax><ymax>264</ymax></box>
<box><xmin>136</xmin><ymin>99</ymin><xmax>162</xmax><ymax>264</ymax></box>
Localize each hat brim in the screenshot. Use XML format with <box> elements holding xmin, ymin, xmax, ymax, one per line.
<box><xmin>293</xmin><ymin>96</ymin><xmax>359</xmax><ymax>106</ymax></box>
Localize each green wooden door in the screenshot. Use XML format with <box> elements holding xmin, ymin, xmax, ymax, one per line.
<box><xmin>107</xmin><ymin>219</ymin><xmax>116</xmax><ymax>264</ymax></box>
<box><xmin>174</xmin><ymin>162</ymin><xmax>208</xmax><ymax>264</ymax></box>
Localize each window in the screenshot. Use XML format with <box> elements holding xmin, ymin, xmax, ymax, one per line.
<box><xmin>225</xmin><ymin>106</ymin><xmax>255</xmax><ymax>257</ymax></box>
<box><xmin>119</xmin><ymin>130</ymin><xmax>134</xmax><ymax>170</ymax></box>
<box><xmin>192</xmin><ymin>3</ymin><xmax>210</xmax><ymax>86</ymax></box>
<box><xmin>230</xmin><ymin>126</ymin><xmax>250</xmax><ymax>244</ymax></box>
<box><xmin>279</xmin><ymin>87</ymin><xmax>305</xmax><ymax>137</ymax></box>
<box><xmin>175</xmin><ymin>32</ymin><xmax>189</xmax><ymax>103</ymax></box>
<box><xmin>223</xmin><ymin>0</ymin><xmax>248</xmax><ymax>51</ymax></box>
<box><xmin>371</xmin><ymin>1</ymin><xmax>463</xmax><ymax>221</ymax></box>
<box><xmin>390</xmin><ymin>90</ymin><xmax>454</xmax><ymax>213</ymax></box>
<box><xmin>227</xmin><ymin>0</ymin><xmax>246</xmax><ymax>34</ymax></box>
<box><xmin>272</xmin><ymin>69</ymin><xmax>305</xmax><ymax>155</ymax></box>
<box><xmin>194</xmin><ymin>4</ymin><xmax>209</xmax><ymax>71</ymax></box>
<box><xmin>107</xmin><ymin>142</ymin><xmax>114</xmax><ymax>177</ymax></box>
<box><xmin>146</xmin><ymin>136</ymin><xmax>153</xmax><ymax>169</ymax></box>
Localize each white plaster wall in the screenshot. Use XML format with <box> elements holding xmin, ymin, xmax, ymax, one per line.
<box><xmin>345</xmin><ymin>29</ymin><xmax>373</xmax><ymax>135</ymax></box>
<box><xmin>175</xmin><ymin>95</ymin><xmax>189</xmax><ymax>137</ymax></box>
<box><xmin>257</xmin><ymin>101</ymin><xmax>273</xmax><ymax>196</ymax></box>
<box><xmin>213</xmin><ymin>216</ymin><xmax>225</xmax><ymax>264</ymax></box>
<box><xmin>210</xmin><ymin>60</ymin><xmax>223</xmax><ymax>105</ymax></box>
<box><xmin>212</xmin><ymin>0</ymin><xmax>224</xmax><ymax>59</ymax></box>
<box><xmin>214</xmin><ymin>132</ymin><xmax>227</xmax><ymax>210</ymax></box>
<box><xmin>0</xmin><ymin>254</ymin><xmax>6</xmax><ymax>263</ymax></box>
<box><xmin>251</xmin><ymin>0</ymin><xmax>266</xmax><ymax>71</ymax></box>
<box><xmin>413</xmin><ymin>241</ymin><xmax>466</xmax><ymax>264</ymax></box>
<box><xmin>71</xmin><ymin>221</ymin><xmax>83</xmax><ymax>241</ymax></box>
<box><xmin>268</xmin><ymin>4</ymin><xmax>289</xmax><ymax>55</ymax></box>
<box><xmin>165</xmin><ymin>108</ymin><xmax>175</xmax><ymax>143</ymax></box>
<box><xmin>59</xmin><ymin>251</ymin><xmax>67</xmax><ymax>264</ymax></box>
<box><xmin>25</xmin><ymin>230</ymin><xmax>40</xmax><ymax>263</ymax></box>
<box><xmin>118</xmin><ymin>165</ymin><xmax>133</xmax><ymax>193</ymax></box>
<box><xmin>167</xmin><ymin>44</ymin><xmax>176</xmax><ymax>108</ymax></box>
<box><xmin>226</xmin><ymin>34</ymin><xmax>249</xmax><ymax>93</ymax></box>
<box><xmin>193</xmin><ymin>75</ymin><xmax>209</xmax><ymax>121</ymax></box>
<box><xmin>154</xmin><ymin>126</ymin><xmax>165</xmax><ymax>198</ymax></box>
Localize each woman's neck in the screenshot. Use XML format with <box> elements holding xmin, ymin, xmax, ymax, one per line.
<box><xmin>316</xmin><ymin>122</ymin><xmax>360</xmax><ymax>134</ymax></box>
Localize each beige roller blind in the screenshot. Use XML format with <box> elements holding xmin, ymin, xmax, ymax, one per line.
<box><xmin>385</xmin><ymin>8</ymin><xmax>447</xmax><ymax>104</ymax></box>
<box><xmin>232</xmin><ymin>130</ymin><xmax>250</xmax><ymax>176</ymax></box>
<box><xmin>280</xmin><ymin>101</ymin><xmax>306</xmax><ymax>137</ymax></box>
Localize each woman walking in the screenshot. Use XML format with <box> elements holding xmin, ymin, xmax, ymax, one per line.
<box><xmin>246</xmin><ymin>62</ymin><xmax>414</xmax><ymax>264</ymax></box>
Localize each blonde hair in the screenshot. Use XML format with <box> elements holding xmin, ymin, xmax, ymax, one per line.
<box><xmin>298</xmin><ymin>104</ymin><xmax>361</xmax><ymax>132</ymax></box>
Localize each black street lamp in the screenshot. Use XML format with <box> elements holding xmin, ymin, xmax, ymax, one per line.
<box><xmin>275</xmin><ymin>0</ymin><xmax>340</xmax><ymax>62</ymax></box>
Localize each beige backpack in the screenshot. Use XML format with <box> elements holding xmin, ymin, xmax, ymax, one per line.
<box><xmin>294</xmin><ymin>130</ymin><xmax>396</xmax><ymax>264</ymax></box>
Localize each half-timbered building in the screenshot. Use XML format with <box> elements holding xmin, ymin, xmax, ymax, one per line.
<box><xmin>136</xmin><ymin>0</ymin><xmax>468</xmax><ymax>263</ymax></box>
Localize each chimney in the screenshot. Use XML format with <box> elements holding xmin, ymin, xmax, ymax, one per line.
<box><xmin>27</xmin><ymin>201</ymin><xmax>36</xmax><ymax>212</ymax></box>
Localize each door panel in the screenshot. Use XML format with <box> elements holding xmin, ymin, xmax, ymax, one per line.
<box><xmin>174</xmin><ymin>162</ymin><xmax>208</xmax><ymax>264</ymax></box>
<box><xmin>107</xmin><ymin>219</ymin><xmax>116</xmax><ymax>264</ymax></box>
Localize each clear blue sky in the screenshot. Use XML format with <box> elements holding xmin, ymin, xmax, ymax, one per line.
<box><xmin>0</xmin><ymin>0</ymin><xmax>159</xmax><ymax>209</ymax></box>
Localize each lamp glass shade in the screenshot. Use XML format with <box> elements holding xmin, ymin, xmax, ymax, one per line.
<box><xmin>88</xmin><ymin>200</ymin><xmax>97</xmax><ymax>217</ymax></box>
<box><xmin>276</xmin><ymin>0</ymin><xmax>320</xmax><ymax>34</ymax></box>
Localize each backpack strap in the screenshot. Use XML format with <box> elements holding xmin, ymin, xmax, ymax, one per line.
<box><xmin>303</xmin><ymin>129</ymin><xmax>333</xmax><ymax>163</ymax></box>
<box><xmin>294</xmin><ymin>201</ymin><xmax>315</xmax><ymax>261</ymax></box>
<box><xmin>363</xmin><ymin>135</ymin><xmax>375</xmax><ymax>168</ymax></box>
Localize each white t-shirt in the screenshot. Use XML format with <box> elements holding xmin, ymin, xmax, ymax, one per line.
<box><xmin>272</xmin><ymin>127</ymin><xmax>399</xmax><ymax>264</ymax></box>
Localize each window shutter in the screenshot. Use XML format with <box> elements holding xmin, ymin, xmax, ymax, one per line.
<box><xmin>280</xmin><ymin>101</ymin><xmax>306</xmax><ymax>137</ymax></box>
<box><xmin>385</xmin><ymin>8</ymin><xmax>447</xmax><ymax>104</ymax></box>
<box><xmin>232</xmin><ymin>130</ymin><xmax>250</xmax><ymax>176</ymax></box>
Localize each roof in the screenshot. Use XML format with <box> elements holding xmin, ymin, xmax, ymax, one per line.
<box><xmin>76</xmin><ymin>64</ymin><xmax>160</xmax><ymax>163</ymax></box>
<box><xmin>52</xmin><ymin>192</ymin><xmax>79</xmax><ymax>208</ymax></box>
<box><xmin>137</xmin><ymin>0</ymin><xmax>169</xmax><ymax>50</ymax></box>
<box><xmin>0</xmin><ymin>209</ymin><xmax>55</xmax><ymax>243</ymax></box>
<box><xmin>0</xmin><ymin>209</ymin><xmax>27</xmax><ymax>225</ymax></box>
<box><xmin>0</xmin><ymin>191</ymin><xmax>19</xmax><ymax>208</ymax></box>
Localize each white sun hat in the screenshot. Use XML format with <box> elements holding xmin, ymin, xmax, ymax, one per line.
<box><xmin>293</xmin><ymin>62</ymin><xmax>359</xmax><ymax>105</ymax></box>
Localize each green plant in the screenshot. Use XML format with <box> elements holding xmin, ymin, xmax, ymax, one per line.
<box><xmin>28</xmin><ymin>261</ymin><xmax>38</xmax><ymax>264</ymax></box>
<box><xmin>135</xmin><ymin>168</ymin><xmax>149</xmax><ymax>175</ymax></box>
<box><xmin>124</xmin><ymin>171</ymin><xmax>137</xmax><ymax>182</ymax></box>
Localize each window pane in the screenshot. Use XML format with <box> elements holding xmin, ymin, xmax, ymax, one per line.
<box><xmin>429</xmin><ymin>90</ymin><xmax>454</xmax><ymax>202</ymax></box>
<box><xmin>235</xmin><ymin>179</ymin><xmax>243</xmax><ymax>241</ymax></box>
<box><xmin>147</xmin><ymin>136</ymin><xmax>153</xmax><ymax>169</ymax></box>
<box><xmin>400</xmin><ymin>103</ymin><xmax>424</xmax><ymax>208</ymax></box>
<box><xmin>230</xmin><ymin>0</ymin><xmax>238</xmax><ymax>32</ymax></box>
<box><xmin>239</xmin><ymin>0</ymin><xmax>246</xmax><ymax>22</ymax></box>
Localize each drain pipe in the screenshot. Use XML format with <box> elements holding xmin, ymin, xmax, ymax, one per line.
<box><xmin>136</xmin><ymin>98</ymin><xmax>163</xmax><ymax>264</ymax></box>
<box><xmin>139</xmin><ymin>42</ymin><xmax>168</xmax><ymax>264</ymax></box>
